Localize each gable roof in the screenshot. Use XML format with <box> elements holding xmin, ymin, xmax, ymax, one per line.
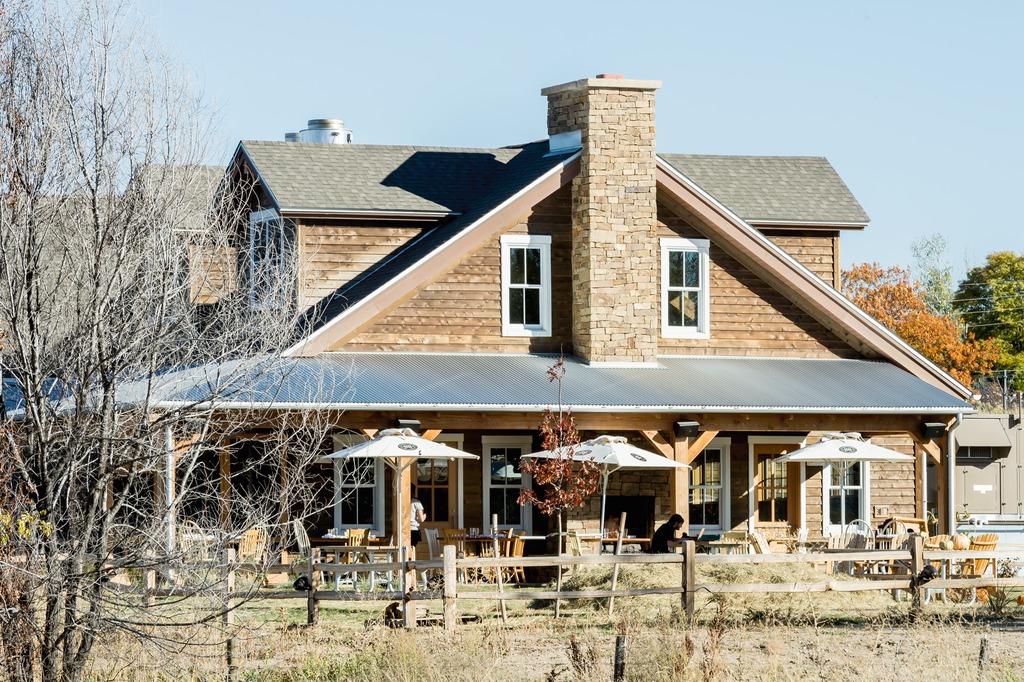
<box><xmin>236</xmin><ymin>136</ymin><xmax>965</xmax><ymax>402</ymax></box>
<box><xmin>239</xmin><ymin>141</ymin><xmax>523</xmax><ymax>215</ymax></box>
<box><xmin>655</xmin><ymin>158</ymin><xmax>972</xmax><ymax>400</ymax></box>
<box><xmin>287</xmin><ymin>142</ymin><xmax>580</xmax><ymax>353</ymax></box>
<box><xmin>660</xmin><ymin>155</ymin><xmax>869</xmax><ymax>226</ymax></box>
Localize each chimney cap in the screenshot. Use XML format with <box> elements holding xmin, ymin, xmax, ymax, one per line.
<box><xmin>596</xmin><ymin>73</ymin><xmax>625</xmax><ymax>79</ymax></box>
<box><xmin>541</xmin><ymin>77</ymin><xmax>661</xmax><ymax>96</ymax></box>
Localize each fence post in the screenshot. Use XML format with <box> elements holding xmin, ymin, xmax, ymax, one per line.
<box><xmin>442</xmin><ymin>544</ymin><xmax>457</xmax><ymax>631</ymax></box>
<box><xmin>224</xmin><ymin>547</ymin><xmax>237</xmax><ymax>682</ymax></box>
<box><xmin>306</xmin><ymin>543</ymin><xmax>319</xmax><ymax>626</ymax></box>
<box><xmin>143</xmin><ymin>551</ymin><xmax>156</xmax><ymax>608</ymax></box>
<box><xmin>683</xmin><ymin>539</ymin><xmax>696</xmax><ymax>623</ymax></box>
<box><xmin>403</xmin><ymin>546</ymin><xmax>417</xmax><ymax>629</ymax></box>
<box><xmin>910</xmin><ymin>533</ymin><xmax>925</xmax><ymax>611</ymax></box>
<box><xmin>608</xmin><ymin>512</ymin><xmax>627</xmax><ymax>616</ymax></box>
<box><xmin>614</xmin><ymin>634</ymin><xmax>627</xmax><ymax>682</ymax></box>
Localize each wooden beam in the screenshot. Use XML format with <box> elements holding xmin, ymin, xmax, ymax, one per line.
<box><xmin>914</xmin><ymin>442</ymin><xmax>927</xmax><ymax>521</ymax></box>
<box><xmin>219</xmin><ymin>446</ymin><xmax>231</xmax><ymax>527</ymax></box>
<box><xmin>910</xmin><ymin>434</ymin><xmax>943</xmax><ymax>463</ymax></box>
<box><xmin>640</xmin><ymin>430</ymin><xmax>672</xmax><ymax>457</ymax></box>
<box><xmin>421</xmin><ymin>429</ymin><xmax>442</xmax><ymax>442</ymax></box>
<box><xmin>685</xmin><ymin>431</ymin><xmax>720</xmax><ymax>464</ymax></box>
<box><xmin>669</xmin><ymin>433</ymin><xmax>688</xmax><ymax>532</ymax></box>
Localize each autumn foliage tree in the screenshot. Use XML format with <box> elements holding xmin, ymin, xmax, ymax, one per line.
<box><xmin>518</xmin><ymin>357</ymin><xmax>600</xmax><ymax>553</ymax></box>
<box><xmin>842</xmin><ymin>263</ymin><xmax>998</xmax><ymax>387</ymax></box>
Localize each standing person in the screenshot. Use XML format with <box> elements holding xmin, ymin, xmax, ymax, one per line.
<box><xmin>410</xmin><ymin>487</ymin><xmax>427</xmax><ymax>546</ymax></box>
<box><xmin>648</xmin><ymin>514</ymin><xmax>685</xmax><ymax>553</ymax></box>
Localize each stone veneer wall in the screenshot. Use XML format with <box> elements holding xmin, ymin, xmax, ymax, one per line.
<box><xmin>542</xmin><ymin>77</ymin><xmax>661</xmax><ymax>364</ymax></box>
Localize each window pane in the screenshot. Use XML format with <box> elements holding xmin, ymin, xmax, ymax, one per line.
<box><xmin>667</xmin><ymin>290</ymin><xmax>682</xmax><ymax>326</ymax></box>
<box><xmin>510</xmin><ymin>248</ymin><xmax>525</xmax><ymax>284</ymax></box>
<box><xmin>524</xmin><ymin>289</ymin><xmax>540</xmax><ymax>325</ymax></box>
<box><xmin>525</xmin><ymin>247</ymin><xmax>541</xmax><ymax>285</ymax></box>
<box><xmin>684</xmin><ymin>250</ymin><xmax>699</xmax><ymax>288</ymax></box>
<box><xmin>669</xmin><ymin>251</ymin><xmax>684</xmax><ymax>287</ymax></box>
<box><xmin>433</xmin><ymin>459</ymin><xmax>448</xmax><ymax>483</ymax></box>
<box><xmin>417</xmin><ymin>459</ymin><xmax>432</xmax><ymax>485</ymax></box>
<box><xmin>510</xmin><ymin>289</ymin><xmax>524</xmax><ymax>324</ymax></box>
<box><xmin>683</xmin><ymin>291</ymin><xmax>699</xmax><ymax>327</ymax></box>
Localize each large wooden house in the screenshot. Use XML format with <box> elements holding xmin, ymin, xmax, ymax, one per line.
<box><xmin>193</xmin><ymin>75</ymin><xmax>974</xmax><ymax>548</ymax></box>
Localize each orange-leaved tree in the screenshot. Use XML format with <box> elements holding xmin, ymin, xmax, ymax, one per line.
<box><xmin>842</xmin><ymin>263</ymin><xmax>999</xmax><ymax>387</ymax></box>
<box><xmin>518</xmin><ymin>356</ymin><xmax>600</xmax><ymax>554</ymax></box>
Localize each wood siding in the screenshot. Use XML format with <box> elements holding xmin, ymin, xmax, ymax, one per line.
<box><xmin>658</xmin><ymin>204</ymin><xmax>859</xmax><ymax>358</ymax></box>
<box><xmin>338</xmin><ymin>187</ymin><xmax>574</xmax><ymax>353</ymax></box>
<box><xmin>298</xmin><ymin>222</ymin><xmax>428</xmax><ymax>312</ymax></box>
<box><xmin>762</xmin><ymin>232</ymin><xmax>840</xmax><ymax>287</ymax></box>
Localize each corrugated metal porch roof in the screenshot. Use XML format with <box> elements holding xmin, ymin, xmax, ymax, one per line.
<box><xmin>152</xmin><ymin>353</ymin><xmax>972</xmax><ymax>414</ymax></box>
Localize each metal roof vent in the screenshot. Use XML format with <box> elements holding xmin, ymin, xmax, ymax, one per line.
<box><xmin>298</xmin><ymin>119</ymin><xmax>353</xmax><ymax>144</ymax></box>
<box><xmin>284</xmin><ymin>132</ymin><xmax>300</xmax><ymax>142</ymax></box>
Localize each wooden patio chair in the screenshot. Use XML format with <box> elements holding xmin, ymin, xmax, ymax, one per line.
<box><xmin>441</xmin><ymin>529</ymin><xmax>470</xmax><ymax>582</ymax></box>
<box><xmin>721</xmin><ymin>530</ymin><xmax>749</xmax><ymax>554</ymax></box>
<box><xmin>421</xmin><ymin>528</ymin><xmax>442</xmax><ymax>589</ymax></box>
<box><xmin>176</xmin><ymin>519</ymin><xmax>210</xmax><ymax>563</ymax></box>
<box><xmin>291</xmin><ymin>520</ymin><xmax>323</xmax><ymax>586</ymax></box>
<box><xmin>505</xmin><ymin>532</ymin><xmax>527</xmax><ymax>584</ymax></box>
<box><xmin>955</xmin><ymin>532</ymin><xmax>999</xmax><ymax>604</ymax></box>
<box><xmin>236</xmin><ymin>528</ymin><xmax>268</xmax><ymax>585</ymax></box>
<box><xmin>749</xmin><ymin>530</ymin><xmax>772</xmax><ymax>555</ymax></box>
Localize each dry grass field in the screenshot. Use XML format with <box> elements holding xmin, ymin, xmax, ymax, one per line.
<box><xmin>83</xmin><ymin>563</ymin><xmax>1024</xmax><ymax>681</ymax></box>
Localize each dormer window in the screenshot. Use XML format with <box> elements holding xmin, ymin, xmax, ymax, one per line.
<box><xmin>248</xmin><ymin>208</ymin><xmax>288</xmax><ymax>307</ymax></box>
<box><xmin>661</xmin><ymin>237</ymin><xmax>710</xmax><ymax>339</ymax></box>
<box><xmin>500</xmin><ymin>234</ymin><xmax>551</xmax><ymax>337</ymax></box>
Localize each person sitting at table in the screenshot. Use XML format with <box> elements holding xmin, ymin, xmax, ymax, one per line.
<box><xmin>648</xmin><ymin>514</ymin><xmax>685</xmax><ymax>553</ymax></box>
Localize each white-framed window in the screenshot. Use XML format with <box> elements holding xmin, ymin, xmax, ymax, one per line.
<box><xmin>248</xmin><ymin>208</ymin><xmax>288</xmax><ymax>307</ymax></box>
<box><xmin>500</xmin><ymin>234</ymin><xmax>551</xmax><ymax>337</ymax></box>
<box><xmin>660</xmin><ymin>237</ymin><xmax>710</xmax><ymax>339</ymax></box>
<box><xmin>689</xmin><ymin>437</ymin><xmax>730</xmax><ymax>531</ymax></box>
<box><xmin>328</xmin><ymin>434</ymin><xmax>384</xmax><ymax>533</ymax></box>
<box><xmin>482</xmin><ymin>435</ymin><xmax>532</xmax><ymax>532</ymax></box>
<box><xmin>823</xmin><ymin>461</ymin><xmax>870</xmax><ymax>535</ymax></box>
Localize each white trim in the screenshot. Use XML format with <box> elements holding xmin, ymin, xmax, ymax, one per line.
<box><xmin>330</xmin><ymin>433</ymin><xmax>385</xmax><ymax>534</ymax></box>
<box><xmin>689</xmin><ymin>437</ymin><xmax>731</xmax><ymax>533</ymax></box>
<box><xmin>436</xmin><ymin>433</ymin><xmax>465</xmax><ymax>528</ymax></box>
<box><xmin>747</xmin><ymin>436</ymin><xmax>807</xmax><ymax>533</ymax></box>
<box><xmin>660</xmin><ymin>237</ymin><xmax>710</xmax><ymax>339</ymax></box>
<box><xmin>481</xmin><ymin>435</ymin><xmax>533</xmax><ymax>533</ymax></box>
<box><xmin>748</xmin><ymin>219</ymin><xmax>867</xmax><ymax>229</ymax></box>
<box><xmin>656</xmin><ymin>158</ymin><xmax>973</xmax><ymax>399</ymax></box>
<box><xmin>500</xmin><ymin>234</ymin><xmax>552</xmax><ymax>337</ymax></box>
<box><xmin>156</xmin><ymin>399</ymin><xmax>970</xmax><ymax>415</ymax></box>
<box><xmin>284</xmin><ymin>152</ymin><xmax>580</xmax><ymax>357</ymax></box>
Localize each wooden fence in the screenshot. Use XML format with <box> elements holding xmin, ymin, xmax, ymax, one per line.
<box><xmin>285</xmin><ymin>537</ymin><xmax>1024</xmax><ymax>630</ymax></box>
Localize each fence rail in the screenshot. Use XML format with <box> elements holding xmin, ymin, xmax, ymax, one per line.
<box><xmin>92</xmin><ymin>539</ymin><xmax>1022</xmax><ymax>630</ymax></box>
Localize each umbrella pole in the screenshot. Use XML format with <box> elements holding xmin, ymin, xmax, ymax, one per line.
<box><xmin>599</xmin><ymin>469</ymin><xmax>609</xmax><ymax>540</ymax></box>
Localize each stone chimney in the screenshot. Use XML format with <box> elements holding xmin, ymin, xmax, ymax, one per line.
<box><xmin>541</xmin><ymin>75</ymin><xmax>661</xmax><ymax>364</ymax></box>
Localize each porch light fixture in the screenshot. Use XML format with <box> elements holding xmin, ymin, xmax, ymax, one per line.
<box><xmin>395</xmin><ymin>418</ymin><xmax>421</xmax><ymax>433</ymax></box>
<box><xmin>921</xmin><ymin>422</ymin><xmax>947</xmax><ymax>440</ymax></box>
<box><xmin>674</xmin><ymin>421</ymin><xmax>700</xmax><ymax>438</ymax></box>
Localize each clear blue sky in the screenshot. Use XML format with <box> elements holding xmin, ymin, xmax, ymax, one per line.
<box><xmin>138</xmin><ymin>0</ymin><xmax>1022</xmax><ymax>279</ymax></box>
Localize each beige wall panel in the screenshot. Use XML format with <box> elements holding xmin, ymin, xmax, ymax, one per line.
<box><xmin>657</xmin><ymin>206</ymin><xmax>859</xmax><ymax>359</ymax></box>
<box><xmin>340</xmin><ymin>188</ymin><xmax>573</xmax><ymax>353</ymax></box>
<box><xmin>299</xmin><ymin>224</ymin><xmax>424</xmax><ymax>311</ymax></box>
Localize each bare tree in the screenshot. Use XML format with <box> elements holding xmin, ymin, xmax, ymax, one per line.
<box><xmin>0</xmin><ymin>3</ymin><xmax>338</xmax><ymax>680</ymax></box>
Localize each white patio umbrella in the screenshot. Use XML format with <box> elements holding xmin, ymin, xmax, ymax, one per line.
<box><xmin>325</xmin><ymin>428</ymin><xmax>478</xmax><ymax>550</ymax></box>
<box><xmin>524</xmin><ymin>435</ymin><xmax>689</xmax><ymax>538</ymax></box>
<box><xmin>774</xmin><ymin>433</ymin><xmax>916</xmax><ymax>465</ymax></box>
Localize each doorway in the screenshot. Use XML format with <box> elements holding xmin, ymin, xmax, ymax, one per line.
<box><xmin>749</xmin><ymin>439</ymin><xmax>804</xmax><ymax>536</ymax></box>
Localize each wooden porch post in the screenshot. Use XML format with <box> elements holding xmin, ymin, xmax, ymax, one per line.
<box><xmin>915</xmin><ymin>441</ymin><xmax>927</xmax><ymax>522</ymax></box>
<box><xmin>219</xmin><ymin>446</ymin><xmax>231</xmax><ymax>528</ymax></box>
<box><xmin>670</xmin><ymin>432</ymin><xmax>688</xmax><ymax>534</ymax></box>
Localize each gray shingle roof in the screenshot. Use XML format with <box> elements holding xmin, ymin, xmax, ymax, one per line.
<box><xmin>150</xmin><ymin>353</ymin><xmax>969</xmax><ymax>413</ymax></box>
<box><xmin>241</xmin><ymin>141</ymin><xmax>522</xmax><ymax>214</ymax></box>
<box><xmin>659</xmin><ymin>154</ymin><xmax>869</xmax><ymax>225</ymax></box>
